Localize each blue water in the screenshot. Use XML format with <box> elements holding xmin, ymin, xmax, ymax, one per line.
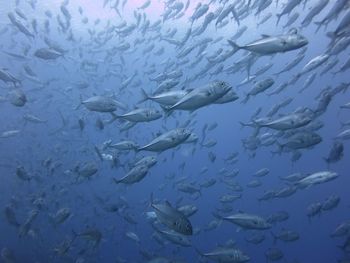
<box><xmin>1</xmin><ymin>0</ymin><xmax>350</xmax><ymax>262</ymax></box>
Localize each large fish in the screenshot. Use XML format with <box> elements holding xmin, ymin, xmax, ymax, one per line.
<box><xmin>79</xmin><ymin>96</ymin><xmax>125</xmax><ymax>112</ymax></box>
<box><xmin>151</xmin><ymin>196</ymin><xmax>193</xmax><ymax>235</ymax></box>
<box><xmin>137</xmin><ymin>128</ymin><xmax>191</xmax><ymax>152</ymax></box>
<box><xmin>219</xmin><ymin>212</ymin><xmax>272</xmax><ymax>230</ymax></box>
<box><xmin>228</xmin><ymin>28</ymin><xmax>308</xmax><ymax>55</ymax></box>
<box><xmin>195</xmin><ymin>247</ymin><xmax>250</xmax><ymax>263</ymax></box>
<box><xmin>164</xmin><ymin>81</ymin><xmax>231</xmax><ymax>112</ymax></box>
<box><xmin>110</xmin><ymin>108</ymin><xmax>162</xmax><ymax>122</ymax></box>
<box><xmin>295</xmin><ymin>171</ymin><xmax>338</xmax><ymax>188</ymax></box>
<box><xmin>113</xmin><ymin>165</ymin><xmax>149</xmax><ymax>184</ymax></box>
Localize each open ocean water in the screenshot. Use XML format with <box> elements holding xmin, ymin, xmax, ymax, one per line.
<box><xmin>0</xmin><ymin>0</ymin><xmax>350</xmax><ymax>262</ymax></box>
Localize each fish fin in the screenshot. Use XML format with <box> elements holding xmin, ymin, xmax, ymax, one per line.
<box><xmin>112</xmin><ymin>178</ymin><xmax>121</xmax><ymax>184</ymax></box>
<box><xmin>276</xmin><ymin>13</ymin><xmax>282</xmax><ymax>25</ymax></box>
<box><xmin>227</xmin><ymin>40</ymin><xmax>241</xmax><ymax>53</ymax></box>
<box><xmin>105</xmin><ymin>112</ymin><xmax>119</xmax><ymax>124</ymax></box>
<box><xmin>160</xmin><ymin>104</ymin><xmax>173</xmax><ymax>117</ymax></box>
<box><xmin>211</xmin><ymin>211</ymin><xmax>223</xmax><ymax>220</ymax></box>
<box><xmin>241</xmin><ymin>94</ymin><xmax>250</xmax><ymax>104</ymax></box>
<box><xmin>314</xmin><ymin>21</ymin><xmax>323</xmax><ymax>33</ymax></box>
<box><xmin>147</xmin><ymin>193</ymin><xmax>155</xmax><ymax>211</ymax></box>
<box><xmin>74</xmin><ymin>95</ymin><xmax>83</xmax><ymax>110</ymax></box>
<box><xmin>326</xmin><ymin>31</ymin><xmax>338</xmax><ymax>41</ymax></box>
<box><xmin>270</xmin><ymin>231</ymin><xmax>278</xmax><ymax>244</ymax></box>
<box><xmin>94</xmin><ymin>146</ymin><xmax>103</xmax><ymax>162</ymax></box>
<box><xmin>261</xmin><ymin>34</ymin><xmax>271</xmax><ymax>38</ymax></box>
<box><xmin>138</xmin><ymin>88</ymin><xmax>149</xmax><ymax>103</ymax></box>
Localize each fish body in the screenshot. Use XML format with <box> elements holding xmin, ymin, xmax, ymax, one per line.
<box><xmin>113</xmin><ymin>165</ymin><xmax>149</xmax><ymax>184</ymax></box>
<box><xmin>228</xmin><ymin>29</ymin><xmax>308</xmax><ymax>55</ymax></box>
<box><xmin>138</xmin><ymin>128</ymin><xmax>191</xmax><ymax>152</ymax></box>
<box><xmin>166</xmin><ymin>81</ymin><xmax>231</xmax><ymax>111</ymax></box>
<box><xmin>295</xmin><ymin>171</ymin><xmax>338</xmax><ymax>188</ymax></box>
<box><xmin>152</xmin><ymin>199</ymin><xmax>193</xmax><ymax>235</ymax></box>
<box><xmin>223</xmin><ymin>213</ymin><xmax>272</xmax><ymax>230</ymax></box>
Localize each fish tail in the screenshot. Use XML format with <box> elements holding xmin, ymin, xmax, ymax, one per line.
<box><xmin>149</xmin><ymin>192</ymin><xmax>154</xmax><ymax>208</ymax></box>
<box><xmin>71</xmin><ymin>229</ymin><xmax>78</xmax><ymax>238</ymax></box>
<box><xmin>241</xmin><ymin>94</ymin><xmax>249</xmax><ymax>104</ymax></box>
<box><xmin>270</xmin><ymin>231</ymin><xmax>278</xmax><ymax>244</ymax></box>
<box><xmin>211</xmin><ymin>211</ymin><xmax>223</xmax><ymax>220</ymax></box>
<box><xmin>326</xmin><ymin>31</ymin><xmax>337</xmax><ymax>41</ymax></box>
<box><xmin>314</xmin><ymin>21</ymin><xmax>323</xmax><ymax>33</ymax></box>
<box><xmin>138</xmin><ymin>88</ymin><xmax>149</xmax><ymax>103</ymax></box>
<box><xmin>94</xmin><ymin>146</ymin><xmax>103</xmax><ymax>162</ymax></box>
<box><xmin>239</xmin><ymin>121</ymin><xmax>253</xmax><ymax>129</ymax></box>
<box><xmin>106</xmin><ymin>112</ymin><xmax>119</xmax><ymax>124</ymax></box>
<box><xmin>193</xmin><ymin>246</ymin><xmax>205</xmax><ymax>258</ymax></box>
<box><xmin>75</xmin><ymin>95</ymin><xmax>83</xmax><ymax>110</ymax></box>
<box><xmin>276</xmin><ymin>14</ymin><xmax>282</xmax><ymax>25</ymax></box>
<box><xmin>227</xmin><ymin>40</ymin><xmax>241</xmax><ymax>54</ymax></box>
<box><xmin>160</xmin><ymin>104</ymin><xmax>173</xmax><ymax>117</ymax></box>
<box><xmin>113</xmin><ymin>177</ymin><xmax>122</xmax><ymax>184</ymax></box>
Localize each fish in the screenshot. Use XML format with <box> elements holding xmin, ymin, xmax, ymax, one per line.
<box><xmin>271</xmin><ymin>229</ymin><xmax>300</xmax><ymax>243</ymax></box>
<box><xmin>228</xmin><ymin>28</ymin><xmax>308</xmax><ymax>55</ymax></box>
<box><xmin>265</xmin><ymin>248</ymin><xmax>284</xmax><ymax>261</ymax></box>
<box><xmin>1</xmin><ymin>248</ymin><xmax>17</xmax><ymax>263</ymax></box>
<box><xmin>195</xmin><ymin>247</ymin><xmax>250</xmax><ymax>263</ymax></box>
<box><xmin>163</xmin><ymin>81</ymin><xmax>231</xmax><ymax>112</ymax></box>
<box><xmin>151</xmin><ymin>196</ymin><xmax>193</xmax><ymax>235</ymax></box>
<box><xmin>301</xmin><ymin>0</ymin><xmax>330</xmax><ymax>27</ymax></box>
<box><xmin>79</xmin><ymin>96</ymin><xmax>125</xmax><ymax>112</ymax></box>
<box><xmin>110</xmin><ymin>108</ymin><xmax>162</xmax><ymax>123</ymax></box>
<box><xmin>8</xmin><ymin>89</ymin><xmax>27</xmax><ymax>107</ymax></box>
<box><xmin>276</xmin><ymin>0</ymin><xmax>303</xmax><ymax>25</ymax></box>
<box><xmin>34</xmin><ymin>48</ymin><xmax>63</xmax><ymax>60</ymax></box>
<box><xmin>0</xmin><ymin>130</ymin><xmax>20</xmax><ymax>138</ymax></box>
<box><xmin>295</xmin><ymin>171</ymin><xmax>338</xmax><ymax>188</ymax></box>
<box><xmin>154</xmin><ymin>228</ymin><xmax>191</xmax><ymax>247</ymax></box>
<box><xmin>139</xmin><ymin>89</ymin><xmax>188</xmax><ymax>105</ymax></box>
<box><xmin>242</xmin><ymin>77</ymin><xmax>274</xmax><ymax>103</ymax></box>
<box><xmin>137</xmin><ymin>128</ymin><xmax>191</xmax><ymax>152</ymax></box>
<box><xmin>219</xmin><ymin>212</ymin><xmax>272</xmax><ymax>230</ymax></box>
<box><xmin>50</xmin><ymin>208</ymin><xmax>71</xmax><ymax>226</ymax></box>
<box><xmin>113</xmin><ymin>165</ymin><xmax>149</xmax><ymax>184</ymax></box>
<box><xmin>108</xmin><ymin>140</ymin><xmax>139</xmax><ymax>151</ymax></box>
<box><xmin>277</xmin><ymin>131</ymin><xmax>322</xmax><ymax>152</ymax></box>
<box><xmin>72</xmin><ymin>227</ymin><xmax>102</xmax><ymax>248</ymax></box>
<box><xmin>324</xmin><ymin>141</ymin><xmax>344</xmax><ymax>164</ymax></box>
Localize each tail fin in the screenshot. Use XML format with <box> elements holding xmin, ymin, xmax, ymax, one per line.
<box><xmin>75</xmin><ymin>95</ymin><xmax>83</xmax><ymax>110</ymax></box>
<box><xmin>314</xmin><ymin>21</ymin><xmax>323</xmax><ymax>33</ymax></box>
<box><xmin>193</xmin><ymin>246</ymin><xmax>205</xmax><ymax>258</ymax></box>
<box><xmin>326</xmin><ymin>31</ymin><xmax>337</xmax><ymax>41</ymax></box>
<box><xmin>138</xmin><ymin>88</ymin><xmax>150</xmax><ymax>103</ymax></box>
<box><xmin>211</xmin><ymin>211</ymin><xmax>223</xmax><ymax>220</ymax></box>
<box><xmin>160</xmin><ymin>104</ymin><xmax>173</xmax><ymax>117</ymax></box>
<box><xmin>94</xmin><ymin>146</ymin><xmax>103</xmax><ymax>161</ymax></box>
<box><xmin>241</xmin><ymin>94</ymin><xmax>250</xmax><ymax>104</ymax></box>
<box><xmin>227</xmin><ymin>40</ymin><xmax>241</xmax><ymax>54</ymax></box>
<box><xmin>274</xmin><ymin>142</ymin><xmax>284</xmax><ymax>155</ymax></box>
<box><xmin>112</xmin><ymin>178</ymin><xmax>122</xmax><ymax>184</ymax></box>
<box><xmin>270</xmin><ymin>231</ymin><xmax>278</xmax><ymax>244</ymax></box>
<box><xmin>106</xmin><ymin>112</ymin><xmax>119</xmax><ymax>124</ymax></box>
<box><xmin>276</xmin><ymin>14</ymin><xmax>282</xmax><ymax>25</ymax></box>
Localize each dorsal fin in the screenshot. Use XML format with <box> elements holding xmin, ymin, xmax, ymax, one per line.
<box><xmin>261</xmin><ymin>34</ymin><xmax>271</xmax><ymax>38</ymax></box>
